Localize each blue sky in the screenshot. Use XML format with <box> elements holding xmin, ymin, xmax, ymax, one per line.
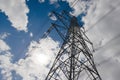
<box><xmin>0</xmin><ymin>0</ymin><xmax>86</xmax><ymax>62</ymax></box>
<box><xmin>0</xmin><ymin>0</ymin><xmax>120</xmax><ymax>80</ymax></box>
<box><xmin>0</xmin><ymin>0</ymin><xmax>73</xmax><ymax>62</ymax></box>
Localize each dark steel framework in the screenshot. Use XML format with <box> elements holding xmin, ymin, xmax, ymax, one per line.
<box><xmin>44</xmin><ymin>11</ymin><xmax>102</xmax><ymax>80</ymax></box>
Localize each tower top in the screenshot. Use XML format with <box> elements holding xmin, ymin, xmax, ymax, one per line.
<box><xmin>70</xmin><ymin>16</ymin><xmax>79</xmax><ymax>27</ymax></box>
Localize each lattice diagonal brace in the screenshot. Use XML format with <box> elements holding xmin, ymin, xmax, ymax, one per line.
<box><xmin>45</xmin><ymin>12</ymin><xmax>102</xmax><ymax>80</ymax></box>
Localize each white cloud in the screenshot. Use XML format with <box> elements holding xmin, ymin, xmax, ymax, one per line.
<box><xmin>0</xmin><ymin>0</ymin><xmax>29</xmax><ymax>32</ymax></box>
<box><xmin>65</xmin><ymin>0</ymin><xmax>96</xmax><ymax>16</ymax></box>
<box><xmin>0</xmin><ymin>52</ymin><xmax>13</xmax><ymax>80</ymax></box>
<box><xmin>49</xmin><ymin>0</ymin><xmax>57</xmax><ymax>4</ymax></box>
<box><xmin>0</xmin><ymin>32</ymin><xmax>10</xmax><ymax>39</ymax></box>
<box><xmin>48</xmin><ymin>12</ymin><xmax>57</xmax><ymax>20</ymax></box>
<box><xmin>84</xmin><ymin>0</ymin><xmax>120</xmax><ymax>46</ymax></box>
<box><xmin>0</xmin><ymin>37</ymin><xmax>60</xmax><ymax>80</ymax></box>
<box><xmin>26</xmin><ymin>36</ymin><xmax>59</xmax><ymax>66</ymax></box>
<box><xmin>38</xmin><ymin>0</ymin><xmax>45</xmax><ymax>3</ymax></box>
<box><xmin>0</xmin><ymin>33</ymin><xmax>12</xmax><ymax>79</ymax></box>
<box><xmin>30</xmin><ymin>32</ymin><xmax>33</xmax><ymax>37</ymax></box>
<box><xmin>38</xmin><ymin>0</ymin><xmax>58</xmax><ymax>4</ymax></box>
<box><xmin>94</xmin><ymin>36</ymin><xmax>120</xmax><ymax>80</ymax></box>
<box><xmin>0</xmin><ymin>33</ymin><xmax>10</xmax><ymax>52</ymax></box>
<box><xmin>0</xmin><ymin>40</ymin><xmax>10</xmax><ymax>52</ymax></box>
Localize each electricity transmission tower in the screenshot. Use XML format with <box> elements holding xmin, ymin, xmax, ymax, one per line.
<box><xmin>44</xmin><ymin>10</ymin><xmax>102</xmax><ymax>80</ymax></box>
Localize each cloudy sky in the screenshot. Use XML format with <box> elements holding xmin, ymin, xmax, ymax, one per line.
<box><xmin>0</xmin><ymin>0</ymin><xmax>120</xmax><ymax>80</ymax></box>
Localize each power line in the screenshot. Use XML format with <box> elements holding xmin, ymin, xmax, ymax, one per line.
<box><xmin>86</xmin><ymin>1</ymin><xmax>120</xmax><ymax>32</ymax></box>
<box><xmin>96</xmin><ymin>52</ymin><xmax>120</xmax><ymax>67</ymax></box>
<box><xmin>71</xmin><ymin>0</ymin><xmax>80</xmax><ymax>8</ymax></box>
<box><xmin>94</xmin><ymin>33</ymin><xmax>120</xmax><ymax>67</ymax></box>
<box><xmin>20</xmin><ymin>0</ymin><xmax>70</xmax><ymax>57</ymax></box>
<box><xmin>69</xmin><ymin>0</ymin><xmax>120</xmax><ymax>34</ymax></box>
<box><xmin>45</xmin><ymin>12</ymin><xmax>102</xmax><ymax>80</ymax></box>
<box><xmin>22</xmin><ymin>1</ymin><xmax>120</xmax><ymax>60</ymax></box>
<box><xmin>20</xmin><ymin>5</ymin><xmax>61</xmax><ymax>59</ymax></box>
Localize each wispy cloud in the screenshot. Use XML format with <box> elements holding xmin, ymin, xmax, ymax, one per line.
<box><xmin>0</xmin><ymin>32</ymin><xmax>10</xmax><ymax>40</ymax></box>
<box><xmin>38</xmin><ymin>0</ymin><xmax>45</xmax><ymax>3</ymax></box>
<box><xmin>0</xmin><ymin>33</ymin><xmax>10</xmax><ymax>52</ymax></box>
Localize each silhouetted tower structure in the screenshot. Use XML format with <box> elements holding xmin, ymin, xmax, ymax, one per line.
<box><xmin>44</xmin><ymin>11</ymin><xmax>102</xmax><ymax>80</ymax></box>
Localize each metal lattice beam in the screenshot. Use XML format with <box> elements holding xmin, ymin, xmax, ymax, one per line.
<box><xmin>44</xmin><ymin>11</ymin><xmax>102</xmax><ymax>80</ymax></box>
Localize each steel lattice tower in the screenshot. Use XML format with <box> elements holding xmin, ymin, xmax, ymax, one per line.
<box><xmin>44</xmin><ymin>11</ymin><xmax>102</xmax><ymax>80</ymax></box>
